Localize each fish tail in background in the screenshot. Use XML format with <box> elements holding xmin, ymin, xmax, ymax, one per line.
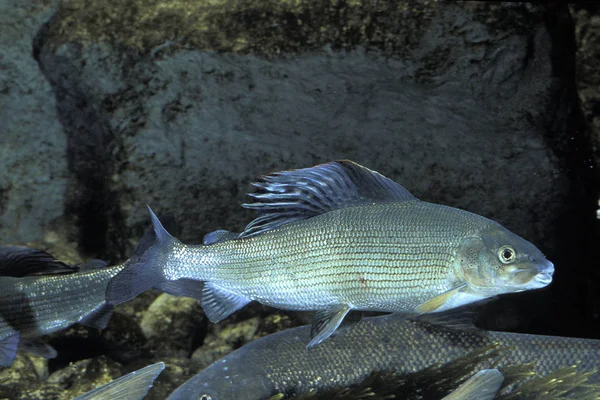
<box><xmin>105</xmin><ymin>206</ymin><xmax>179</xmax><ymax>305</ymax></box>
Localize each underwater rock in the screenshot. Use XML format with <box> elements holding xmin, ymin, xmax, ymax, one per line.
<box><xmin>27</xmin><ymin>353</ymin><xmax>50</xmax><ymax>381</ymax></box>
<box><xmin>100</xmin><ymin>311</ymin><xmax>149</xmax><ymax>364</ymax></box>
<box><xmin>570</xmin><ymin>5</ymin><xmax>600</xmax><ymax>163</ymax></box>
<box><xmin>255</xmin><ymin>313</ymin><xmax>296</xmax><ymax>339</ymax></box>
<box><xmin>0</xmin><ymin>353</ymin><xmax>40</xmax><ymax>396</ymax></box>
<box><xmin>35</xmin><ymin>2</ymin><xmax>568</xmax><ymax>263</ymax></box>
<box><xmin>46</xmin><ymin>356</ymin><xmax>123</xmax><ymax>398</ymax></box>
<box><xmin>15</xmin><ymin>385</ymin><xmax>65</xmax><ymax>400</ymax></box>
<box><xmin>140</xmin><ymin>293</ymin><xmax>207</xmax><ymax>358</ymax></box>
<box><xmin>191</xmin><ymin>317</ymin><xmax>260</xmax><ymax>370</ymax></box>
<box><xmin>142</xmin><ymin>356</ymin><xmax>194</xmax><ymax>400</ymax></box>
<box><xmin>0</xmin><ymin>0</ymin><xmax>68</xmax><ymax>244</ymax></box>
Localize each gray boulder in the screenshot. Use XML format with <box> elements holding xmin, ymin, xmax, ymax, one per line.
<box><xmin>0</xmin><ymin>0</ymin><xmax>67</xmax><ymax>244</ymax></box>
<box><xmin>37</xmin><ymin>2</ymin><xmax>567</xmax><ymax>261</ymax></box>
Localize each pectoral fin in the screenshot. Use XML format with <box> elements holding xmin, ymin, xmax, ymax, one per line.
<box><xmin>417</xmin><ymin>284</ymin><xmax>468</xmax><ymax>313</ymax></box>
<box><xmin>308</xmin><ymin>304</ymin><xmax>350</xmax><ymax>349</ymax></box>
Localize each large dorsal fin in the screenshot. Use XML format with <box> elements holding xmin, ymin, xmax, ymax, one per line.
<box><xmin>0</xmin><ymin>246</ymin><xmax>77</xmax><ymax>277</ymax></box>
<box><xmin>240</xmin><ymin>160</ymin><xmax>417</xmax><ymax>238</ymax></box>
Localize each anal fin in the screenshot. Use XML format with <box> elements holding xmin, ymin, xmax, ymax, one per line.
<box><xmin>201</xmin><ymin>283</ymin><xmax>250</xmax><ymax>323</ymax></box>
<box><xmin>308</xmin><ymin>304</ymin><xmax>350</xmax><ymax>349</ymax></box>
<box><xmin>417</xmin><ymin>284</ymin><xmax>467</xmax><ymax>313</ymax></box>
<box><xmin>0</xmin><ymin>332</ymin><xmax>20</xmax><ymax>367</ymax></box>
<box><xmin>79</xmin><ymin>304</ymin><xmax>114</xmax><ymax>330</ymax></box>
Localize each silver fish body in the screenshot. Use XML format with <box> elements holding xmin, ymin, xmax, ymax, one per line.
<box><xmin>167</xmin><ymin>314</ymin><xmax>600</xmax><ymax>400</ymax></box>
<box><xmin>0</xmin><ymin>262</ymin><xmax>124</xmax><ymax>366</ymax></box>
<box><xmin>168</xmin><ymin>201</ymin><xmax>544</xmax><ymax>312</ymax></box>
<box><xmin>0</xmin><ymin>218</ymin><xmax>171</xmax><ymax>366</ymax></box>
<box><xmin>107</xmin><ymin>161</ymin><xmax>554</xmax><ymax>347</ymax></box>
<box><xmin>0</xmin><ymin>266</ymin><xmax>122</xmax><ymax>339</ymax></box>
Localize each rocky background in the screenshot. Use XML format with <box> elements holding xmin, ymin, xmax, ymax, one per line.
<box><xmin>0</xmin><ymin>1</ymin><xmax>599</xmax><ymax>398</ymax></box>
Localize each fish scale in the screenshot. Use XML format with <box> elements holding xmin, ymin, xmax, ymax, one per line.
<box><xmin>0</xmin><ymin>267</ymin><xmax>121</xmax><ymax>338</ymax></box>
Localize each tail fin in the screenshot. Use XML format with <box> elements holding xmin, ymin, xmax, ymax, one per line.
<box><xmin>105</xmin><ymin>206</ymin><xmax>178</xmax><ymax>305</ymax></box>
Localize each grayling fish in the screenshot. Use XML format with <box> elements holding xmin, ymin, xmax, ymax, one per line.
<box><xmin>0</xmin><ymin>246</ymin><xmax>123</xmax><ymax>366</ymax></box>
<box><xmin>106</xmin><ymin>161</ymin><xmax>554</xmax><ymax>347</ymax></box>
<box><xmin>166</xmin><ymin>314</ymin><xmax>600</xmax><ymax>400</ymax></box>
<box><xmin>0</xmin><ymin>215</ymin><xmax>184</xmax><ymax>366</ymax></box>
<box><xmin>73</xmin><ymin>362</ymin><xmax>165</xmax><ymax>400</ymax></box>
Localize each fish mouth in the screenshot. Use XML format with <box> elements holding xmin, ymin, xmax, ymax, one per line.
<box><xmin>535</xmin><ymin>271</ymin><xmax>553</xmax><ymax>285</ymax></box>
<box><xmin>509</xmin><ymin>260</ymin><xmax>554</xmax><ymax>289</ymax></box>
<box><xmin>529</xmin><ymin>261</ymin><xmax>554</xmax><ymax>288</ymax></box>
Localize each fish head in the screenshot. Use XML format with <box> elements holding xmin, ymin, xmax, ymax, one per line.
<box><xmin>455</xmin><ymin>225</ymin><xmax>554</xmax><ymax>296</ymax></box>
<box><xmin>167</xmin><ymin>356</ymin><xmax>274</xmax><ymax>400</ymax></box>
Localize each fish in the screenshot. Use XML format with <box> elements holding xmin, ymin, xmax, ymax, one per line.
<box><xmin>166</xmin><ymin>314</ymin><xmax>600</xmax><ymax>400</ymax></box>
<box><xmin>106</xmin><ymin>160</ymin><xmax>554</xmax><ymax>347</ymax></box>
<box><xmin>0</xmin><ymin>245</ymin><xmax>123</xmax><ymax>366</ymax></box>
<box><xmin>0</xmin><ymin>214</ymin><xmax>185</xmax><ymax>366</ymax></box>
<box><xmin>73</xmin><ymin>362</ymin><xmax>165</xmax><ymax>400</ymax></box>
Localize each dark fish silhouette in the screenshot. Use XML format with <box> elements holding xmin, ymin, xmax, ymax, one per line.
<box><xmin>167</xmin><ymin>314</ymin><xmax>600</xmax><ymax>400</ymax></box>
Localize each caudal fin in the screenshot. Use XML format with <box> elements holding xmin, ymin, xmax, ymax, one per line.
<box><xmin>105</xmin><ymin>206</ymin><xmax>178</xmax><ymax>305</ymax></box>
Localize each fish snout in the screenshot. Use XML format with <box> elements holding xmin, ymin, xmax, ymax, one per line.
<box><xmin>533</xmin><ymin>261</ymin><xmax>554</xmax><ymax>287</ymax></box>
<box><xmin>507</xmin><ymin>259</ymin><xmax>554</xmax><ymax>290</ymax></box>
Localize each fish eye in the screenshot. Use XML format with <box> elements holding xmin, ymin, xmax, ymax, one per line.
<box><xmin>498</xmin><ymin>246</ymin><xmax>516</xmax><ymax>264</ymax></box>
<box><xmin>199</xmin><ymin>395</ymin><xmax>212</xmax><ymax>400</ymax></box>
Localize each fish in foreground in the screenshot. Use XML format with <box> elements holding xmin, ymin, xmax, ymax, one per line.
<box><xmin>107</xmin><ymin>160</ymin><xmax>554</xmax><ymax>347</ymax></box>
<box><xmin>73</xmin><ymin>362</ymin><xmax>165</xmax><ymax>400</ymax></box>
<box><xmin>166</xmin><ymin>314</ymin><xmax>600</xmax><ymax>400</ymax></box>
<box><xmin>0</xmin><ymin>215</ymin><xmax>184</xmax><ymax>366</ymax></box>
